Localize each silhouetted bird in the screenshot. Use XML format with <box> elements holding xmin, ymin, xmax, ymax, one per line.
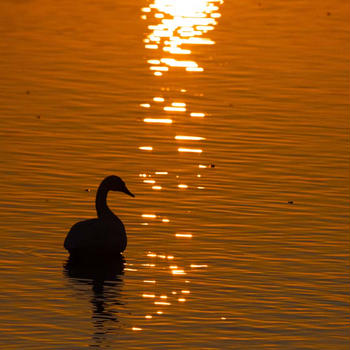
<box><xmin>64</xmin><ymin>175</ymin><xmax>134</xmax><ymax>261</ymax></box>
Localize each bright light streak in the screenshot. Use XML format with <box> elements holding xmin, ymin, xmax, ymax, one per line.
<box><xmin>145</xmin><ymin>44</ymin><xmax>158</xmax><ymax>49</ymax></box>
<box><xmin>186</xmin><ymin>67</ymin><xmax>204</xmax><ymax>72</ymax></box>
<box><xmin>153</xmin><ymin>97</ymin><xmax>165</xmax><ymax>102</ymax></box>
<box><xmin>175</xmin><ymin>136</ymin><xmax>204</xmax><ymax>141</ymax></box>
<box><xmin>190</xmin><ymin>264</ymin><xmax>208</xmax><ymax>268</ymax></box>
<box><xmin>164</xmin><ymin>106</ymin><xmax>186</xmax><ymax>112</ymax></box>
<box><xmin>190</xmin><ymin>112</ymin><xmax>205</xmax><ymax>117</ymax></box>
<box><xmin>154</xmin><ymin>301</ymin><xmax>171</xmax><ymax>305</ymax></box>
<box><xmin>148</xmin><ymin>59</ymin><xmax>160</xmax><ymax>64</ymax></box>
<box><xmin>178</xmin><ymin>148</ymin><xmax>202</xmax><ymax>153</ymax></box>
<box><xmin>150</xmin><ymin>66</ymin><xmax>168</xmax><ymax>71</ymax></box>
<box><xmin>143</xmin><ymin>179</ymin><xmax>156</xmax><ymax>184</ymax></box>
<box><xmin>175</xmin><ymin>233</ymin><xmax>193</xmax><ymax>238</ymax></box>
<box><xmin>178</xmin><ymin>184</ymin><xmax>188</xmax><ymax>189</ymax></box>
<box><xmin>144</xmin><ymin>118</ymin><xmax>173</xmax><ymax>124</ymax></box>
<box><xmin>142</xmin><ymin>293</ymin><xmax>156</xmax><ymax>298</ymax></box>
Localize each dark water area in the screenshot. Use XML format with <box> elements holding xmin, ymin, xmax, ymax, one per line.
<box><xmin>0</xmin><ymin>0</ymin><xmax>349</xmax><ymax>349</ymax></box>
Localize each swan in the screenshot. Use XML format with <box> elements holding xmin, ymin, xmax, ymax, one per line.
<box><xmin>64</xmin><ymin>175</ymin><xmax>134</xmax><ymax>259</ymax></box>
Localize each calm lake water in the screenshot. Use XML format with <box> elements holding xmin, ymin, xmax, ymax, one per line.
<box><xmin>0</xmin><ymin>0</ymin><xmax>349</xmax><ymax>349</ymax></box>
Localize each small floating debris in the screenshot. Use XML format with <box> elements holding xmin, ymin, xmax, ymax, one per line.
<box><xmin>85</xmin><ymin>188</ymin><xmax>92</xmax><ymax>192</ymax></box>
<box><xmin>199</xmin><ymin>163</ymin><xmax>214</xmax><ymax>168</ymax></box>
<box><xmin>288</xmin><ymin>201</ymin><xmax>294</xmax><ymax>204</ymax></box>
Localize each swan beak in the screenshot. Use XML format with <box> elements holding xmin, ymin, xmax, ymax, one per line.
<box><xmin>124</xmin><ymin>186</ymin><xmax>135</xmax><ymax>197</ymax></box>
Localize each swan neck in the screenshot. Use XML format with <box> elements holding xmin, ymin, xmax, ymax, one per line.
<box><xmin>95</xmin><ymin>185</ymin><xmax>112</xmax><ymax>218</ymax></box>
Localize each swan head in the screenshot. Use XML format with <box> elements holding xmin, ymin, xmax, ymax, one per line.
<box><xmin>103</xmin><ymin>175</ymin><xmax>135</xmax><ymax>197</ymax></box>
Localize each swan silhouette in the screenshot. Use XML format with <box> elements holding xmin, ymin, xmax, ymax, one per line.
<box><xmin>64</xmin><ymin>175</ymin><xmax>134</xmax><ymax>259</ymax></box>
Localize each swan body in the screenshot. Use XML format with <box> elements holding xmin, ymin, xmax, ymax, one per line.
<box><xmin>64</xmin><ymin>175</ymin><xmax>134</xmax><ymax>258</ymax></box>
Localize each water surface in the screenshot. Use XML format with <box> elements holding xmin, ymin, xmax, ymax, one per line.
<box><xmin>0</xmin><ymin>0</ymin><xmax>349</xmax><ymax>349</ymax></box>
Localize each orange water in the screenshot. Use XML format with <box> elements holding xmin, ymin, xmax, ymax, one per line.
<box><xmin>0</xmin><ymin>0</ymin><xmax>349</xmax><ymax>349</ymax></box>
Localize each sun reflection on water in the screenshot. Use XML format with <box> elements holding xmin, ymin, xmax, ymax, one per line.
<box><xmin>142</xmin><ymin>0</ymin><xmax>222</xmax><ymax>75</ymax></box>
<box><xmin>133</xmin><ymin>0</ymin><xmax>222</xmax><ymax>332</ymax></box>
<box><xmin>128</xmin><ymin>251</ymin><xmax>210</xmax><ymax>331</ymax></box>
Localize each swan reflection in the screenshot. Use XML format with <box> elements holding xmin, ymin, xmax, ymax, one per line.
<box><xmin>64</xmin><ymin>255</ymin><xmax>125</xmax><ymax>347</ymax></box>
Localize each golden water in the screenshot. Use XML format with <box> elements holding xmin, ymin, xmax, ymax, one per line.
<box><xmin>0</xmin><ymin>0</ymin><xmax>349</xmax><ymax>348</ymax></box>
